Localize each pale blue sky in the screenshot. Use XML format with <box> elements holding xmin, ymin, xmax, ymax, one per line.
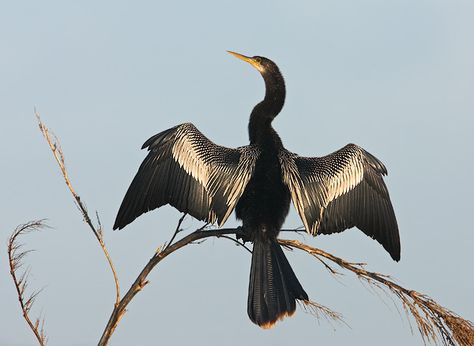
<box><xmin>1</xmin><ymin>1</ymin><xmax>473</xmax><ymax>345</ymax></box>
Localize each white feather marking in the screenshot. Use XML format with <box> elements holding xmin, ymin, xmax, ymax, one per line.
<box><xmin>325</xmin><ymin>152</ymin><xmax>363</xmax><ymax>204</ymax></box>
<box><xmin>171</xmin><ymin>132</ymin><xmax>210</xmax><ymax>187</ymax></box>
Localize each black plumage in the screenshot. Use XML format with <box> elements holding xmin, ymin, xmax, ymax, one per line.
<box><xmin>113</xmin><ymin>51</ymin><xmax>400</xmax><ymax>328</ymax></box>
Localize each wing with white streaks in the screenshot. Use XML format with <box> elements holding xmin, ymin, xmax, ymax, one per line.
<box><xmin>280</xmin><ymin>144</ymin><xmax>400</xmax><ymax>260</ymax></box>
<box><xmin>113</xmin><ymin>123</ymin><xmax>259</xmax><ymax>230</ymax></box>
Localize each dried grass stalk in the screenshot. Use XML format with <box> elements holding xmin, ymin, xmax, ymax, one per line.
<box><xmin>35</xmin><ymin>111</ymin><xmax>120</xmax><ymax>305</ymax></box>
<box><xmin>280</xmin><ymin>239</ymin><xmax>474</xmax><ymax>346</ymax></box>
<box><xmin>298</xmin><ymin>300</ymin><xmax>345</xmax><ymax>328</ymax></box>
<box><xmin>8</xmin><ymin>220</ymin><xmax>48</xmax><ymax>346</ymax></box>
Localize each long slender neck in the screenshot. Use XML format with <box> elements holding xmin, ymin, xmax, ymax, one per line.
<box><xmin>248</xmin><ymin>71</ymin><xmax>286</xmax><ymax>145</ymax></box>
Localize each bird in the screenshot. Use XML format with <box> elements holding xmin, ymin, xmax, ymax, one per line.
<box><xmin>113</xmin><ymin>51</ymin><xmax>400</xmax><ymax>329</ymax></box>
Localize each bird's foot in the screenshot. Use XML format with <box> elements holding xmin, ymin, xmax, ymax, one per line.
<box><xmin>236</xmin><ymin>226</ymin><xmax>252</xmax><ymax>243</ymax></box>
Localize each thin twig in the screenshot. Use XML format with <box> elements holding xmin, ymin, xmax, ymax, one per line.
<box><xmin>35</xmin><ymin>111</ymin><xmax>120</xmax><ymax>306</ymax></box>
<box><xmin>218</xmin><ymin>235</ymin><xmax>252</xmax><ymax>254</ymax></box>
<box><xmin>163</xmin><ymin>213</ymin><xmax>187</xmax><ymax>251</ymax></box>
<box><xmin>8</xmin><ymin>221</ymin><xmax>48</xmax><ymax>346</ymax></box>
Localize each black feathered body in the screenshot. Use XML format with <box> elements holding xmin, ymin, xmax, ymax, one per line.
<box><xmin>235</xmin><ymin>130</ymin><xmax>290</xmax><ymax>241</ymax></box>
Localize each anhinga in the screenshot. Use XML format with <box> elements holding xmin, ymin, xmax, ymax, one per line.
<box><xmin>113</xmin><ymin>51</ymin><xmax>400</xmax><ymax>329</ymax></box>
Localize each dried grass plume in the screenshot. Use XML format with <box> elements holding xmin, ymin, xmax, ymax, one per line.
<box><xmin>8</xmin><ymin>220</ymin><xmax>48</xmax><ymax>346</ymax></box>
<box><xmin>280</xmin><ymin>239</ymin><xmax>474</xmax><ymax>346</ymax></box>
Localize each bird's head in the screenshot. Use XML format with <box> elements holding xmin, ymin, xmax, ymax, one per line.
<box><xmin>227</xmin><ymin>51</ymin><xmax>280</xmax><ymax>79</ymax></box>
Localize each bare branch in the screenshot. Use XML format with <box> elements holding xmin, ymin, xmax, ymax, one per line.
<box><xmin>98</xmin><ymin>224</ymin><xmax>245</xmax><ymax>345</ymax></box>
<box><xmin>35</xmin><ymin>111</ymin><xmax>120</xmax><ymax>306</ymax></box>
<box><xmin>8</xmin><ymin>221</ymin><xmax>48</xmax><ymax>346</ymax></box>
<box><xmin>280</xmin><ymin>239</ymin><xmax>474</xmax><ymax>346</ymax></box>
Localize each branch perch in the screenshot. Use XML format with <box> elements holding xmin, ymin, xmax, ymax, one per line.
<box><xmin>98</xmin><ymin>224</ymin><xmax>344</xmax><ymax>344</ymax></box>
<box><xmin>99</xmin><ymin>226</ymin><xmax>245</xmax><ymax>344</ymax></box>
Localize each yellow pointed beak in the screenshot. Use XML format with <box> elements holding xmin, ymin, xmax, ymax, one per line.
<box><xmin>227</xmin><ymin>50</ymin><xmax>264</xmax><ymax>72</ymax></box>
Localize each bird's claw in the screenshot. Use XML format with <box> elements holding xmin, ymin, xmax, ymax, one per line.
<box><xmin>236</xmin><ymin>226</ymin><xmax>252</xmax><ymax>243</ymax></box>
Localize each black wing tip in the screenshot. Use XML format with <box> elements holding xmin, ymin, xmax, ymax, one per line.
<box><xmin>112</xmin><ymin>219</ymin><xmax>125</xmax><ymax>231</ymax></box>
<box><xmin>391</xmin><ymin>251</ymin><xmax>401</xmax><ymax>262</ymax></box>
<box><xmin>387</xmin><ymin>240</ymin><xmax>401</xmax><ymax>262</ymax></box>
<box><xmin>113</xmin><ymin>212</ymin><xmax>136</xmax><ymax>231</ymax></box>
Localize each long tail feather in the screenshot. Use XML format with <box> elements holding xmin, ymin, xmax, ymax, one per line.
<box><xmin>248</xmin><ymin>239</ymin><xmax>308</xmax><ymax>328</ymax></box>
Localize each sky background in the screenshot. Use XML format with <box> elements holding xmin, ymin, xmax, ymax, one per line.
<box><xmin>1</xmin><ymin>1</ymin><xmax>473</xmax><ymax>345</ymax></box>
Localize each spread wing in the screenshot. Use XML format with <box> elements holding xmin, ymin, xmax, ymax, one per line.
<box><xmin>113</xmin><ymin>123</ymin><xmax>259</xmax><ymax>230</ymax></box>
<box><xmin>280</xmin><ymin>144</ymin><xmax>400</xmax><ymax>260</ymax></box>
